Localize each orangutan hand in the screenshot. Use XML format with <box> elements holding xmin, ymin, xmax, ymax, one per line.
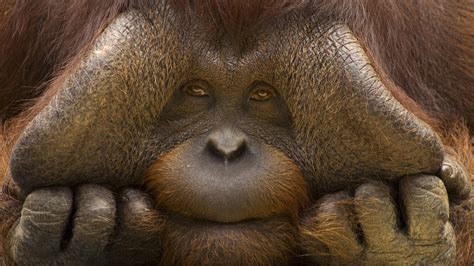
<box><xmin>300</xmin><ymin>156</ymin><xmax>471</xmax><ymax>265</ymax></box>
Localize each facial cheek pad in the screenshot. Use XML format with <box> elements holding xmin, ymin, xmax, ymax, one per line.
<box><xmin>276</xmin><ymin>22</ymin><xmax>443</xmax><ymax>192</ymax></box>
<box><xmin>11</xmin><ymin>7</ymin><xmax>191</xmax><ymax>193</ymax></box>
<box><xmin>10</xmin><ymin>10</ymin><xmax>443</xmax><ymax>196</ymax></box>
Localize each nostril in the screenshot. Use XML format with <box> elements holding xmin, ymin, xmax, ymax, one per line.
<box><xmin>206</xmin><ymin>129</ymin><xmax>248</xmax><ymax>161</ymax></box>
<box><xmin>208</xmin><ymin>140</ymin><xmax>246</xmax><ymax>161</ymax></box>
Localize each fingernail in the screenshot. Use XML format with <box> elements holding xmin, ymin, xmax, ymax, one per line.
<box><xmin>440</xmin><ymin>164</ymin><xmax>454</xmax><ymax>179</ymax></box>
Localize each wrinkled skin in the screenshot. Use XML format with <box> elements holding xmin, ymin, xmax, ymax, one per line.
<box><xmin>7</xmin><ymin>186</ymin><xmax>162</xmax><ymax>265</ymax></box>
<box><xmin>3</xmin><ymin>2</ymin><xmax>472</xmax><ymax>265</ymax></box>
<box><xmin>301</xmin><ymin>174</ymin><xmax>459</xmax><ymax>265</ymax></box>
<box><xmin>7</xmin><ymin>159</ymin><xmax>469</xmax><ymax>265</ymax></box>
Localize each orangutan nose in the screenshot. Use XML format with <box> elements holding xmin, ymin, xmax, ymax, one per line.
<box><xmin>206</xmin><ymin>128</ymin><xmax>248</xmax><ymax>162</ymax></box>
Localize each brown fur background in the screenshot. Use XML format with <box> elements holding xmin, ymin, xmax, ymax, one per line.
<box><xmin>0</xmin><ymin>0</ymin><xmax>472</xmax><ymax>263</ymax></box>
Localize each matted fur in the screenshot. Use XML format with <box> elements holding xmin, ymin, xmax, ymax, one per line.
<box><xmin>0</xmin><ymin>0</ymin><xmax>472</xmax><ymax>264</ymax></box>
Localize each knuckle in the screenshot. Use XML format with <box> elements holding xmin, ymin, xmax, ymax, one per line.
<box><xmin>355</xmin><ymin>182</ymin><xmax>386</xmax><ymax>197</ymax></box>
<box><xmin>355</xmin><ymin>183</ymin><xmax>394</xmax><ymax>205</ymax></box>
<box><xmin>318</xmin><ymin>191</ymin><xmax>351</xmax><ymax>204</ymax></box>
<box><xmin>25</xmin><ymin>187</ymin><xmax>72</xmax><ymax>211</ymax></box>
<box><xmin>121</xmin><ymin>191</ymin><xmax>154</xmax><ymax>213</ymax></box>
<box><xmin>403</xmin><ymin>175</ymin><xmax>446</xmax><ymax>195</ymax></box>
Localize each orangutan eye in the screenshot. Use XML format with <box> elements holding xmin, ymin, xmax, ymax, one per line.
<box><xmin>250</xmin><ymin>88</ymin><xmax>274</xmax><ymax>101</ymax></box>
<box><xmin>184</xmin><ymin>84</ymin><xmax>209</xmax><ymax>97</ymax></box>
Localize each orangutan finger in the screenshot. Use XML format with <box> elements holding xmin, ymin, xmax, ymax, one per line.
<box><xmin>438</xmin><ymin>155</ymin><xmax>471</xmax><ymax>199</ymax></box>
<box><xmin>399</xmin><ymin>175</ymin><xmax>452</xmax><ymax>242</ymax></box>
<box><xmin>66</xmin><ymin>184</ymin><xmax>116</xmax><ymax>259</ymax></box>
<box><xmin>8</xmin><ymin>187</ymin><xmax>73</xmax><ymax>259</ymax></box>
<box><xmin>300</xmin><ymin>191</ymin><xmax>362</xmax><ymax>261</ymax></box>
<box><xmin>354</xmin><ymin>182</ymin><xmax>403</xmax><ymax>250</ymax></box>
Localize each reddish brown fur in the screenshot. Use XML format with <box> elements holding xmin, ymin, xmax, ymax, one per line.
<box><xmin>0</xmin><ymin>0</ymin><xmax>473</xmax><ymax>263</ymax></box>
<box><xmin>160</xmin><ymin>216</ymin><xmax>299</xmax><ymax>265</ymax></box>
<box><xmin>1</xmin><ymin>1</ymin><xmax>473</xmax><ymax>128</ymax></box>
<box><xmin>144</xmin><ymin>142</ymin><xmax>310</xmax><ymax>222</ymax></box>
<box><xmin>143</xmin><ymin>141</ymin><xmax>310</xmax><ymax>264</ymax></box>
<box><xmin>300</xmin><ymin>194</ymin><xmax>361</xmax><ymax>263</ymax></box>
